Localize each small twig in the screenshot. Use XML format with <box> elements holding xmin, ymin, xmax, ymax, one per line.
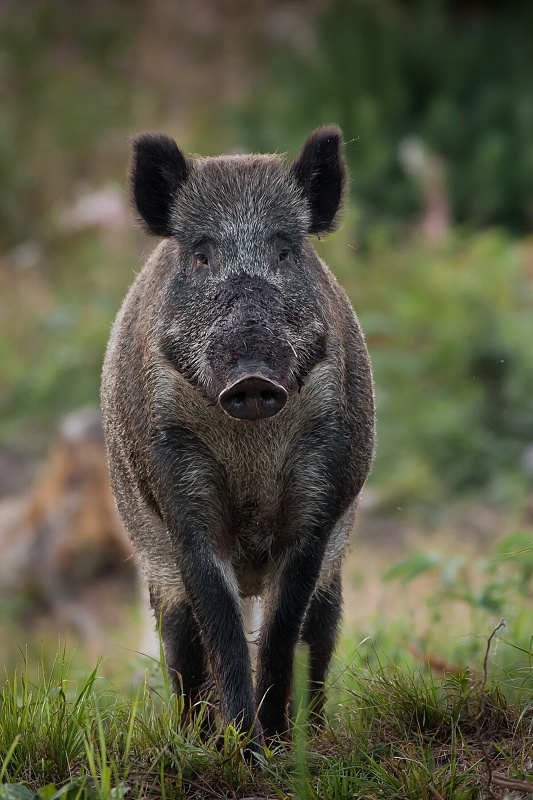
<box><xmin>407</xmin><ymin>642</ymin><xmax>479</xmax><ymax>679</ymax></box>
<box><xmin>473</xmin><ymin>618</ymin><xmax>505</xmax><ymax>800</ymax></box>
<box><xmin>427</xmin><ymin>784</ymin><xmax>445</xmax><ymax>800</ymax></box>
<box><xmin>492</xmin><ymin>773</ymin><xmax>533</xmax><ymax>793</ymax></box>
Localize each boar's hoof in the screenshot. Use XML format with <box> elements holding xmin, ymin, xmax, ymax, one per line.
<box><xmin>219</xmin><ymin>375</ymin><xmax>288</xmax><ymax>421</ymax></box>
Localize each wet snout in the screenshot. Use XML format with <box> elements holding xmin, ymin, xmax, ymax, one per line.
<box><xmin>218</xmin><ymin>374</ymin><xmax>288</xmax><ymax>420</ymax></box>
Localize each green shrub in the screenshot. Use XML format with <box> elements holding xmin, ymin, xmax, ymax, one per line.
<box><xmin>383</xmin><ymin>531</ymin><xmax>533</xmax><ymax>677</ymax></box>
<box><xmin>236</xmin><ymin>0</ymin><xmax>533</xmax><ymax>232</ymax></box>
<box><xmin>0</xmin><ymin>0</ymin><xmax>136</xmax><ymax>249</ymax></box>
<box><xmin>317</xmin><ymin>225</ymin><xmax>533</xmax><ymax>507</ymax></box>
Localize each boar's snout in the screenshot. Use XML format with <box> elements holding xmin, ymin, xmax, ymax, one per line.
<box><xmin>218</xmin><ymin>374</ymin><xmax>288</xmax><ymax>420</ymax></box>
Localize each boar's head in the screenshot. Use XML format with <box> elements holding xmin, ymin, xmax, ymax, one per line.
<box><xmin>130</xmin><ymin>126</ymin><xmax>347</xmax><ymax>421</ymax></box>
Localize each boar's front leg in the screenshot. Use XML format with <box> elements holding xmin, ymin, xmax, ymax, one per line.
<box><xmin>171</xmin><ymin>523</ymin><xmax>259</xmax><ymax>744</ymax></box>
<box><xmin>151</xmin><ymin>435</ymin><xmax>260</xmax><ymax>748</ymax></box>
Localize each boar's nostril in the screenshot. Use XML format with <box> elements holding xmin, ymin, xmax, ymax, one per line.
<box><xmin>260</xmin><ymin>390</ymin><xmax>277</xmax><ymax>408</ymax></box>
<box><xmin>230</xmin><ymin>391</ymin><xmax>247</xmax><ymax>409</ymax></box>
<box><xmin>218</xmin><ymin>376</ymin><xmax>288</xmax><ymax>420</ymax></box>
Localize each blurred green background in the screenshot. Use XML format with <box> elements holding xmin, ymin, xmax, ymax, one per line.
<box><xmin>2</xmin><ymin>0</ymin><xmax>533</xmax><ymax>514</ymax></box>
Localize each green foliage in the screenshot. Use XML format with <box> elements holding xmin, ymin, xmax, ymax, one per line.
<box><xmin>0</xmin><ymin>781</ymin><xmax>100</xmax><ymax>800</ymax></box>
<box><xmin>0</xmin><ymin>233</ymin><xmax>138</xmax><ymax>451</ymax></box>
<box><xmin>236</xmin><ymin>0</ymin><xmax>533</xmax><ymax>233</ymax></box>
<box><xmin>384</xmin><ymin>531</ymin><xmax>533</xmax><ymax>618</ymax></box>
<box><xmin>0</xmin><ymin>0</ymin><xmax>144</xmax><ymax>452</ymax></box>
<box><xmin>0</xmin><ymin>646</ymin><xmax>260</xmax><ymax>799</ymax></box>
<box><xmin>317</xmin><ymin>225</ymin><xmax>533</xmax><ymax>507</ymax></box>
<box><xmin>2</xmin><ymin>544</ymin><xmax>533</xmax><ymax>799</ymax></box>
<box><xmin>0</xmin><ymin>1</ymin><xmax>137</xmax><ymax>249</ymax></box>
<box><xmin>0</xmin><ymin>651</ymin><xmax>102</xmax><ymax>786</ymax></box>
<box><xmin>383</xmin><ymin>531</ymin><xmax>533</xmax><ymax>684</ymax></box>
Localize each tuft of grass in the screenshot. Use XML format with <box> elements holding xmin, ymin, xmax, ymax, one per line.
<box><xmin>1</xmin><ymin>625</ymin><xmax>533</xmax><ymax>799</ymax></box>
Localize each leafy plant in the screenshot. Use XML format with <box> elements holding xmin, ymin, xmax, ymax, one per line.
<box><xmin>383</xmin><ymin>531</ymin><xmax>533</xmax><ymax>687</ymax></box>
<box><xmin>317</xmin><ymin>226</ymin><xmax>533</xmax><ymax>507</ymax></box>
<box><xmin>236</xmin><ymin>0</ymin><xmax>533</xmax><ymax>233</ymax></box>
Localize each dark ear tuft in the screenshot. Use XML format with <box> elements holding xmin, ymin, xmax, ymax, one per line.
<box><xmin>129</xmin><ymin>133</ymin><xmax>189</xmax><ymax>237</ymax></box>
<box><xmin>290</xmin><ymin>125</ymin><xmax>347</xmax><ymax>234</ymax></box>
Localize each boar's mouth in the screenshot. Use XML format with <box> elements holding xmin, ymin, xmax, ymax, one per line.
<box><xmin>218</xmin><ymin>373</ymin><xmax>288</xmax><ymax>420</ymax></box>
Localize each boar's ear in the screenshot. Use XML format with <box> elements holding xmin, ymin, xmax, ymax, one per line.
<box><xmin>290</xmin><ymin>125</ymin><xmax>347</xmax><ymax>234</ymax></box>
<box><xmin>130</xmin><ymin>133</ymin><xmax>189</xmax><ymax>236</ymax></box>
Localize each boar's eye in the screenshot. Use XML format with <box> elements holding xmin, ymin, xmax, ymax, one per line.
<box><xmin>192</xmin><ymin>244</ymin><xmax>212</xmax><ymax>275</ymax></box>
<box><xmin>274</xmin><ymin>239</ymin><xmax>292</xmax><ymax>267</ymax></box>
<box><xmin>195</xmin><ymin>252</ymin><xmax>209</xmax><ymax>266</ymax></box>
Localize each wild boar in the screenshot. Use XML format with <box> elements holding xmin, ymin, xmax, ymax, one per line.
<box><xmin>101</xmin><ymin>126</ymin><xmax>375</xmax><ymax>755</ymax></box>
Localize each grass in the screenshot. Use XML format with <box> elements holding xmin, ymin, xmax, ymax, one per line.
<box><xmin>1</xmin><ymin>619</ymin><xmax>533</xmax><ymax>800</ymax></box>
<box><xmin>2</xmin><ymin>528</ymin><xmax>533</xmax><ymax>799</ymax></box>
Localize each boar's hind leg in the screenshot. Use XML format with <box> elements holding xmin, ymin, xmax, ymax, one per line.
<box><xmin>157</xmin><ymin>597</ymin><xmax>209</xmax><ymax>720</ymax></box>
<box><xmin>301</xmin><ymin>564</ymin><xmax>342</xmax><ymax>725</ymax></box>
<box><xmin>255</xmin><ymin>539</ymin><xmax>330</xmax><ymax>742</ymax></box>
